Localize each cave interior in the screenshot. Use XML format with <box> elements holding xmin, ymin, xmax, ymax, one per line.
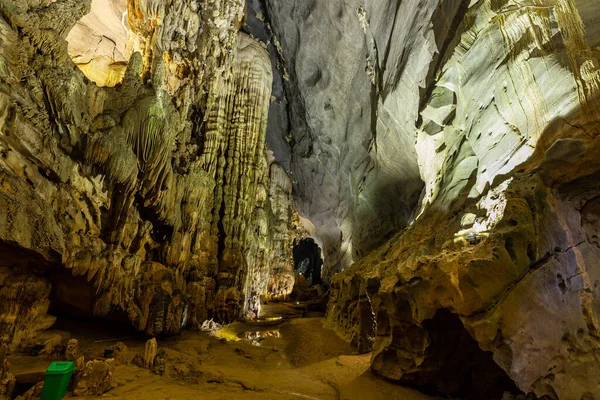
<box><xmin>292</xmin><ymin>238</ymin><xmax>323</xmax><ymax>287</ymax></box>
<box><xmin>0</xmin><ymin>0</ymin><xmax>600</xmax><ymax>399</ymax></box>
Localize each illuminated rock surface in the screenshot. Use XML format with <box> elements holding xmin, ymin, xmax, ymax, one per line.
<box><xmin>66</xmin><ymin>0</ymin><xmax>130</xmax><ymax>87</ymax></box>
<box><xmin>319</xmin><ymin>1</ymin><xmax>600</xmax><ymax>399</ymax></box>
<box><xmin>1</xmin><ymin>0</ymin><xmax>600</xmax><ymax>399</ymax></box>
<box><xmin>0</xmin><ymin>0</ymin><xmax>294</xmax><ymax>345</ymax></box>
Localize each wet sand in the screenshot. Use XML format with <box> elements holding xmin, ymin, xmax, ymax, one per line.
<box><xmin>9</xmin><ymin>303</ymin><xmax>441</xmax><ymax>400</ymax></box>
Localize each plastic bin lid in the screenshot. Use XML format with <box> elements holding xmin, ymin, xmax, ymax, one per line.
<box><xmin>46</xmin><ymin>361</ymin><xmax>75</xmax><ymax>375</ymax></box>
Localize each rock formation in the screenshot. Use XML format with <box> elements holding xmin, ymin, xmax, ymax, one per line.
<box><xmin>317</xmin><ymin>1</ymin><xmax>600</xmax><ymax>399</ymax></box>
<box><xmin>0</xmin><ymin>274</ymin><xmax>54</xmax><ymax>350</ymax></box>
<box><xmin>263</xmin><ymin>0</ymin><xmax>428</xmax><ymax>275</ymax></box>
<box><xmin>2</xmin><ymin>0</ymin><xmax>600</xmax><ymax>398</ymax></box>
<box><xmin>65</xmin><ymin>339</ymin><xmax>78</xmax><ymax>361</ymax></box>
<box><xmin>244</xmin><ymin>160</ymin><xmax>296</xmax><ymax>318</ymax></box>
<box><xmin>0</xmin><ymin>0</ymin><xmax>295</xmax><ymax>348</ymax></box>
<box><xmin>0</xmin><ymin>344</ymin><xmax>15</xmax><ymax>400</ymax></box>
<box><xmin>66</xmin><ymin>0</ymin><xmax>130</xmax><ymax>87</ymax></box>
<box><xmin>73</xmin><ymin>358</ymin><xmax>115</xmax><ymax>396</ymax></box>
<box><xmin>142</xmin><ymin>338</ymin><xmax>157</xmax><ymax>369</ymax></box>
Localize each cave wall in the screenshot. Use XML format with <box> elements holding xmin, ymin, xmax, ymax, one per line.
<box><xmin>3</xmin><ymin>0</ymin><xmax>600</xmax><ymax>397</ymax></box>
<box><xmin>66</xmin><ymin>0</ymin><xmax>130</xmax><ymax>87</ymax></box>
<box><xmin>0</xmin><ymin>0</ymin><xmax>296</xmax><ymax>348</ymax></box>
<box><xmin>319</xmin><ymin>0</ymin><xmax>600</xmax><ymax>399</ymax></box>
<box><xmin>262</xmin><ymin>0</ymin><xmax>477</xmax><ymax>276</ymax></box>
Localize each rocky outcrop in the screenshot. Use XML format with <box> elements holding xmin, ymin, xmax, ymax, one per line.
<box><xmin>0</xmin><ymin>273</ymin><xmax>54</xmax><ymax>348</ymax></box>
<box><xmin>0</xmin><ymin>344</ymin><xmax>16</xmax><ymax>400</ymax></box>
<box><xmin>66</xmin><ymin>0</ymin><xmax>130</xmax><ymax>87</ymax></box>
<box><xmin>244</xmin><ymin>160</ymin><xmax>295</xmax><ymax>318</ymax></box>
<box><xmin>323</xmin><ymin>0</ymin><xmax>600</xmax><ymax>399</ymax></box>
<box><xmin>73</xmin><ymin>358</ymin><xmax>115</xmax><ymax>396</ymax></box>
<box><xmin>0</xmin><ymin>0</ymin><xmax>294</xmax><ymax>348</ymax></box>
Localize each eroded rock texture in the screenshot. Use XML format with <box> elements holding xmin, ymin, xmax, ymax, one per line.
<box><xmin>0</xmin><ymin>344</ymin><xmax>16</xmax><ymax>399</ymax></box>
<box><xmin>73</xmin><ymin>358</ymin><xmax>115</xmax><ymax>396</ymax></box>
<box><xmin>321</xmin><ymin>0</ymin><xmax>600</xmax><ymax>399</ymax></box>
<box><xmin>3</xmin><ymin>0</ymin><xmax>600</xmax><ymax>397</ymax></box>
<box><xmin>244</xmin><ymin>160</ymin><xmax>296</xmax><ymax>318</ymax></box>
<box><xmin>0</xmin><ymin>0</ymin><xmax>294</xmax><ymax>348</ymax></box>
<box><xmin>66</xmin><ymin>0</ymin><xmax>130</xmax><ymax>87</ymax></box>
<box><xmin>264</xmin><ymin>0</ymin><xmax>433</xmax><ymax>275</ymax></box>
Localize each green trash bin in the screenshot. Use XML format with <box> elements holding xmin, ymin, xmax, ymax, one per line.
<box><xmin>41</xmin><ymin>361</ymin><xmax>75</xmax><ymax>400</ymax></box>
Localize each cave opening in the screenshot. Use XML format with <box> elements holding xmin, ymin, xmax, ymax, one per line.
<box><xmin>45</xmin><ymin>268</ymin><xmax>146</xmax><ymax>341</ymax></box>
<box><xmin>292</xmin><ymin>238</ymin><xmax>323</xmax><ymax>287</ymax></box>
<box><xmin>399</xmin><ymin>308</ymin><xmax>523</xmax><ymax>400</ymax></box>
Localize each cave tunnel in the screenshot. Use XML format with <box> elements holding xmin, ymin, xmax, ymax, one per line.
<box><xmin>44</xmin><ymin>267</ymin><xmax>147</xmax><ymax>340</ymax></box>
<box><xmin>399</xmin><ymin>308</ymin><xmax>528</xmax><ymax>400</ymax></box>
<box><xmin>293</xmin><ymin>238</ymin><xmax>323</xmax><ymax>286</ymax></box>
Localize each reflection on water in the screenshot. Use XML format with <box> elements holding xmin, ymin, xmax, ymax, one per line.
<box><xmin>243</xmin><ymin>329</ymin><xmax>281</xmax><ymax>346</ymax></box>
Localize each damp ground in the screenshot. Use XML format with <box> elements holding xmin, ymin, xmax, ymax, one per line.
<box><xmin>8</xmin><ymin>302</ymin><xmax>440</xmax><ymax>400</ymax></box>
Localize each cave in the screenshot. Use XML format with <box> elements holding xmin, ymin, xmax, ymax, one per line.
<box><xmin>46</xmin><ymin>268</ymin><xmax>97</xmax><ymax>319</ymax></box>
<box><xmin>45</xmin><ymin>268</ymin><xmax>142</xmax><ymax>331</ymax></box>
<box><xmin>1</xmin><ymin>0</ymin><xmax>600</xmax><ymax>399</ymax></box>
<box><xmin>292</xmin><ymin>238</ymin><xmax>323</xmax><ymax>286</ymax></box>
<box><xmin>398</xmin><ymin>309</ymin><xmax>522</xmax><ymax>400</ymax></box>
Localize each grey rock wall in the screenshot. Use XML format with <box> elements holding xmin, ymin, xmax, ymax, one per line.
<box><xmin>321</xmin><ymin>0</ymin><xmax>600</xmax><ymax>398</ymax></box>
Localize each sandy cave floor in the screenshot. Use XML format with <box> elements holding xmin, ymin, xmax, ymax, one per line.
<box><xmin>9</xmin><ymin>303</ymin><xmax>440</xmax><ymax>400</ymax></box>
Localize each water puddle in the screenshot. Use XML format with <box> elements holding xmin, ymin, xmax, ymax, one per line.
<box><xmin>242</xmin><ymin>328</ymin><xmax>281</xmax><ymax>346</ymax></box>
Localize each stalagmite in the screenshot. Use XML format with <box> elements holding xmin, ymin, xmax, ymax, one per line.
<box><xmin>65</xmin><ymin>339</ymin><xmax>78</xmax><ymax>361</ymax></box>
<box><xmin>143</xmin><ymin>338</ymin><xmax>157</xmax><ymax>369</ymax></box>
<box><xmin>203</xmin><ymin>32</ymin><xmax>277</xmax><ymax>322</ymax></box>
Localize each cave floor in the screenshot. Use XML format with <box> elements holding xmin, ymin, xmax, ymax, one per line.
<box><xmin>9</xmin><ymin>303</ymin><xmax>441</xmax><ymax>400</ymax></box>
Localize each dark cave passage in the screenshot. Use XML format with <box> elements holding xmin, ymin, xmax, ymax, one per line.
<box><xmin>399</xmin><ymin>308</ymin><xmax>523</xmax><ymax>400</ymax></box>
<box><xmin>292</xmin><ymin>238</ymin><xmax>323</xmax><ymax>286</ymax></box>
<box><xmin>45</xmin><ymin>268</ymin><xmax>147</xmax><ymax>339</ymax></box>
<box><xmin>46</xmin><ymin>267</ymin><xmax>97</xmax><ymax>319</ymax></box>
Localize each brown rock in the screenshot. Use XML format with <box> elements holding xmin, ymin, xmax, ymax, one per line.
<box><xmin>74</xmin><ymin>355</ymin><xmax>86</xmax><ymax>371</ymax></box>
<box><xmin>152</xmin><ymin>349</ymin><xmax>166</xmax><ymax>376</ymax></box>
<box><xmin>143</xmin><ymin>338</ymin><xmax>158</xmax><ymax>369</ymax></box>
<box><xmin>0</xmin><ymin>275</ymin><xmax>54</xmax><ymax>350</ymax></box>
<box><xmin>15</xmin><ymin>381</ymin><xmax>43</xmax><ymax>400</ymax></box>
<box><xmin>65</xmin><ymin>339</ymin><xmax>78</xmax><ymax>360</ymax></box>
<box><xmin>131</xmin><ymin>354</ymin><xmax>144</xmax><ymax>369</ymax></box>
<box><xmin>73</xmin><ymin>359</ymin><xmax>115</xmax><ymax>396</ymax></box>
<box><xmin>111</xmin><ymin>341</ymin><xmax>128</xmax><ymax>362</ymax></box>
<box><xmin>0</xmin><ymin>344</ymin><xmax>15</xmax><ymax>399</ymax></box>
<box><xmin>39</xmin><ymin>335</ymin><xmax>65</xmax><ymax>357</ymax></box>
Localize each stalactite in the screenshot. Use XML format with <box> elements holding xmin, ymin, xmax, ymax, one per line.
<box><xmin>203</xmin><ymin>32</ymin><xmax>274</xmax><ymax>322</ymax></box>
<box><xmin>0</xmin><ymin>0</ymin><xmax>297</xmax><ymax>346</ymax></box>
<box><xmin>243</xmin><ymin>153</ymin><xmax>272</xmax><ymax>319</ymax></box>
<box><xmin>264</xmin><ymin>163</ymin><xmax>295</xmax><ymax>301</ymax></box>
